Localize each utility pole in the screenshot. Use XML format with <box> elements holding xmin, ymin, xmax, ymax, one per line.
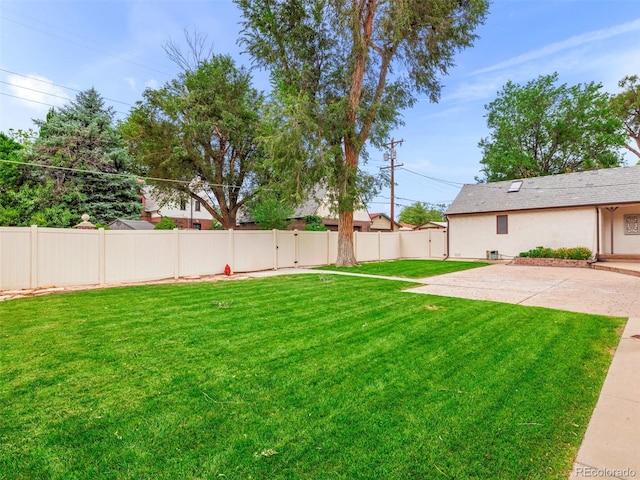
<box><xmin>382</xmin><ymin>138</ymin><xmax>403</xmax><ymax>231</ymax></box>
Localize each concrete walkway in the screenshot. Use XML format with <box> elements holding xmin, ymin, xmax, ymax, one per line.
<box><xmin>250</xmin><ymin>264</ymin><xmax>640</xmax><ymax>479</ymax></box>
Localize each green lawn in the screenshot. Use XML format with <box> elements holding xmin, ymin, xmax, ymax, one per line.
<box><xmin>316</xmin><ymin>259</ymin><xmax>490</xmax><ymax>278</ymax></box>
<box><xmin>0</xmin><ymin>273</ymin><xmax>623</xmax><ymax>479</ymax></box>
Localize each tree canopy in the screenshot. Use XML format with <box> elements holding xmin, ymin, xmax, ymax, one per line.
<box><xmin>478</xmin><ymin>73</ymin><xmax>627</xmax><ymax>182</ymax></box>
<box><xmin>2</xmin><ymin>89</ymin><xmax>141</xmax><ymax>227</ymax></box>
<box><xmin>245</xmin><ymin>192</ymin><xmax>294</xmax><ymax>230</ymax></box>
<box><xmin>235</xmin><ymin>0</ymin><xmax>489</xmax><ymax>265</ymax></box>
<box><xmin>398</xmin><ymin>202</ymin><xmax>446</xmax><ymax>226</ymax></box>
<box><xmin>122</xmin><ymin>54</ymin><xmax>267</xmax><ymax>229</ymax></box>
<box><xmin>611</xmin><ymin>75</ymin><xmax>640</xmax><ymax>162</ymax></box>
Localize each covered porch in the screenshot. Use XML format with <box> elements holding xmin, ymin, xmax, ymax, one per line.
<box><xmin>596</xmin><ymin>204</ymin><xmax>640</xmax><ymax>257</ymax></box>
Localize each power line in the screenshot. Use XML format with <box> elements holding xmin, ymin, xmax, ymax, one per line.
<box><xmin>0</xmin><ymin>91</ymin><xmax>59</xmax><ymax>109</ymax></box>
<box><xmin>0</xmin><ymin>15</ymin><xmax>173</xmax><ymax>76</ymax></box>
<box><xmin>0</xmin><ymin>158</ymin><xmax>244</xmax><ymax>189</ymax></box>
<box><xmin>0</xmin><ymin>68</ymin><xmax>134</xmax><ymax>107</ymax></box>
<box><xmin>0</xmin><ymin>91</ymin><xmax>130</xmax><ymax>118</ymax></box>
<box><xmin>398</xmin><ymin>167</ymin><xmax>466</xmax><ymax>187</ymax></box>
<box><xmin>1</xmin><ymin>7</ymin><xmax>173</xmax><ymax>73</ymax></box>
<box><xmin>0</xmin><ymin>79</ymin><xmax>73</xmax><ymax>103</ymax></box>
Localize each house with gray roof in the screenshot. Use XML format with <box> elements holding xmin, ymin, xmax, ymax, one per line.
<box><xmin>237</xmin><ymin>186</ymin><xmax>372</xmax><ymax>231</ymax></box>
<box><xmin>108</xmin><ymin>219</ymin><xmax>156</xmax><ymax>230</ymax></box>
<box><xmin>446</xmin><ymin>165</ymin><xmax>640</xmax><ymax>260</ymax></box>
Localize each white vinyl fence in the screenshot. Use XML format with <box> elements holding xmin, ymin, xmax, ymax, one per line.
<box><xmin>0</xmin><ymin>226</ymin><xmax>447</xmax><ymax>290</ymax></box>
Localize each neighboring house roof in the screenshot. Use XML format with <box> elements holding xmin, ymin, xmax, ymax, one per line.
<box><xmin>417</xmin><ymin>221</ymin><xmax>447</xmax><ymax>229</ymax></box>
<box><xmin>238</xmin><ymin>186</ymin><xmax>371</xmax><ymax>224</ymax></box>
<box><xmin>447</xmin><ymin>165</ymin><xmax>640</xmax><ymax>215</ymax></box>
<box><xmin>292</xmin><ymin>186</ymin><xmax>329</xmax><ymax>218</ymax></box>
<box><xmin>109</xmin><ymin>219</ymin><xmax>156</xmax><ymax>230</ymax></box>
<box><xmin>369</xmin><ymin>212</ymin><xmax>401</xmax><ymax>228</ymax></box>
<box><xmin>399</xmin><ymin>223</ymin><xmax>416</xmax><ymax>230</ymax></box>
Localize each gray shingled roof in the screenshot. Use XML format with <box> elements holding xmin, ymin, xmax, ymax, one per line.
<box><xmin>446</xmin><ymin>165</ymin><xmax>640</xmax><ymax>215</ymax></box>
<box><xmin>109</xmin><ymin>219</ymin><xmax>156</xmax><ymax>230</ymax></box>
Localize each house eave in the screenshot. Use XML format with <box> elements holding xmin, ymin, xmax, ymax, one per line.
<box><xmin>447</xmin><ymin>200</ymin><xmax>640</xmax><ymax>217</ymax></box>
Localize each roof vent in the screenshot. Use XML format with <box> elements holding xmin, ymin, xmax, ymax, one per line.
<box><xmin>508</xmin><ymin>180</ymin><xmax>523</xmax><ymax>192</ymax></box>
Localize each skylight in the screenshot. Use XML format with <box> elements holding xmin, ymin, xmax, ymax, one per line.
<box><xmin>508</xmin><ymin>180</ymin><xmax>523</xmax><ymax>192</ymax></box>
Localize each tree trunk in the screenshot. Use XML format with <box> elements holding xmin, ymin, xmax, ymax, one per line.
<box><xmin>336</xmin><ymin>210</ymin><xmax>357</xmax><ymax>266</ymax></box>
<box><xmin>335</xmin><ymin>138</ymin><xmax>360</xmax><ymax>266</ymax></box>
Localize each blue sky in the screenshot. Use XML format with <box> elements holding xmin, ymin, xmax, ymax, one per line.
<box><xmin>1</xmin><ymin>0</ymin><xmax>639</xmax><ymax>217</ymax></box>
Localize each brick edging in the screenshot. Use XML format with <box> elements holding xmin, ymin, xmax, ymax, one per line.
<box><xmin>511</xmin><ymin>257</ymin><xmax>591</xmax><ymax>268</ymax></box>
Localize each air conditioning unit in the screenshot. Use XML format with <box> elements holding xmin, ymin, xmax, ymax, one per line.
<box><xmin>486</xmin><ymin>250</ymin><xmax>499</xmax><ymax>260</ymax></box>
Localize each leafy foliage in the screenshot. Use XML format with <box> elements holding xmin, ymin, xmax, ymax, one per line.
<box><xmin>519</xmin><ymin>246</ymin><xmax>593</xmax><ymax>260</ymax></box>
<box><xmin>303</xmin><ymin>215</ymin><xmax>328</xmax><ymax>231</ymax></box>
<box><xmin>398</xmin><ymin>202</ymin><xmax>446</xmax><ymax>226</ymax></box>
<box><xmin>20</xmin><ymin>88</ymin><xmax>142</xmax><ymax>226</ymax></box>
<box><xmin>246</xmin><ymin>193</ymin><xmax>294</xmax><ymax>230</ymax></box>
<box><xmin>478</xmin><ymin>73</ymin><xmax>627</xmax><ymax>182</ymax></box>
<box><xmin>122</xmin><ymin>54</ymin><xmax>267</xmax><ymax>229</ymax></box>
<box><xmin>611</xmin><ymin>75</ymin><xmax>640</xmax><ymax>162</ymax></box>
<box><xmin>0</xmin><ymin>132</ymin><xmax>75</xmax><ymax>227</ymax></box>
<box><xmin>154</xmin><ymin>217</ymin><xmax>177</xmax><ymax>230</ymax></box>
<box><xmin>235</xmin><ymin>0</ymin><xmax>489</xmax><ymax>265</ymax></box>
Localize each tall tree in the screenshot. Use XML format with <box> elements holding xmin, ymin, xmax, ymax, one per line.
<box><xmin>0</xmin><ymin>131</ymin><xmax>75</xmax><ymax>227</ymax></box>
<box><xmin>26</xmin><ymin>88</ymin><xmax>142</xmax><ymax>226</ymax></box>
<box><xmin>478</xmin><ymin>73</ymin><xmax>627</xmax><ymax>182</ymax></box>
<box><xmin>122</xmin><ymin>54</ymin><xmax>267</xmax><ymax>229</ymax></box>
<box><xmin>398</xmin><ymin>201</ymin><xmax>446</xmax><ymax>225</ymax></box>
<box><xmin>235</xmin><ymin>0</ymin><xmax>489</xmax><ymax>265</ymax></box>
<box><xmin>611</xmin><ymin>75</ymin><xmax>640</xmax><ymax>162</ymax></box>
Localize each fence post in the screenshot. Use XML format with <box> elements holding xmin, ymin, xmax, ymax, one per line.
<box><xmin>30</xmin><ymin>225</ymin><xmax>38</xmax><ymax>289</ymax></box>
<box><xmin>272</xmin><ymin>229</ymin><xmax>278</xmax><ymax>270</ymax></box>
<box><xmin>228</xmin><ymin>229</ymin><xmax>235</xmax><ymax>273</ymax></box>
<box><xmin>98</xmin><ymin>228</ymin><xmax>105</xmax><ymax>285</ymax></box>
<box><xmin>173</xmin><ymin>228</ymin><xmax>180</xmax><ymax>280</ymax></box>
<box><xmin>354</xmin><ymin>230</ymin><xmax>359</xmax><ymax>262</ymax></box>
<box><xmin>326</xmin><ymin>230</ymin><xmax>331</xmax><ymax>265</ymax></box>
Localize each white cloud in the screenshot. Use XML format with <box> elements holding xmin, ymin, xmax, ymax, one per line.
<box><xmin>445</xmin><ymin>18</ymin><xmax>640</xmax><ymax>105</ymax></box>
<box><xmin>6</xmin><ymin>73</ymin><xmax>70</xmax><ymax>112</ymax></box>
<box><xmin>126</xmin><ymin>77</ymin><xmax>136</xmax><ymax>90</ymax></box>
<box><xmin>144</xmin><ymin>79</ymin><xmax>159</xmax><ymax>90</ymax></box>
<box><xmin>472</xmin><ymin>17</ymin><xmax>640</xmax><ymax>76</ymax></box>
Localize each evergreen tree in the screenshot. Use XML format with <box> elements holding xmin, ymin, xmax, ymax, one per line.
<box><xmin>27</xmin><ymin>88</ymin><xmax>141</xmax><ymax>226</ymax></box>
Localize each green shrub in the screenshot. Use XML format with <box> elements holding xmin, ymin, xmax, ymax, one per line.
<box><xmin>566</xmin><ymin>246</ymin><xmax>592</xmax><ymax>260</ymax></box>
<box><xmin>303</xmin><ymin>215</ymin><xmax>328</xmax><ymax>231</ymax></box>
<box><xmin>519</xmin><ymin>246</ymin><xmax>592</xmax><ymax>260</ymax></box>
<box><xmin>154</xmin><ymin>217</ymin><xmax>177</xmax><ymax>230</ymax></box>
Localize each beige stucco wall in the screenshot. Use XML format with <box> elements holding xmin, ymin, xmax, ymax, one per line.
<box><xmin>448</xmin><ymin>207</ymin><xmax>599</xmax><ymax>260</ymax></box>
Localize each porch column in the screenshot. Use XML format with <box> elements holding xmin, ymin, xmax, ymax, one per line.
<box><xmin>605</xmin><ymin>207</ymin><xmax>618</xmax><ymax>254</ymax></box>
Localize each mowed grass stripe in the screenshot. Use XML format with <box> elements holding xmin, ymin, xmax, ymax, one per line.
<box><xmin>316</xmin><ymin>258</ymin><xmax>490</xmax><ymax>278</ymax></box>
<box><xmin>0</xmin><ymin>274</ymin><xmax>622</xmax><ymax>479</ymax></box>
